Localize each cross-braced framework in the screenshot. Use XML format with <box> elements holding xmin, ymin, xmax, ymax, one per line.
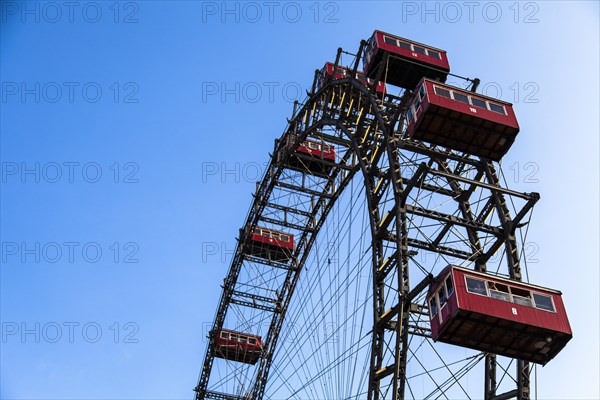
<box><xmin>194</xmin><ymin>43</ymin><xmax>540</xmax><ymax>400</ymax></box>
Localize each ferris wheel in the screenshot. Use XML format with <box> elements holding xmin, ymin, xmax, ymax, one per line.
<box><xmin>193</xmin><ymin>30</ymin><xmax>572</xmax><ymax>400</ymax></box>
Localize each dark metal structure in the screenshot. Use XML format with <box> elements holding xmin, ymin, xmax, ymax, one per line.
<box><xmin>194</xmin><ymin>33</ymin><xmax>545</xmax><ymax>400</ymax></box>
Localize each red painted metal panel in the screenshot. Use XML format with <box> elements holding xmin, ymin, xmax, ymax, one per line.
<box><xmin>427</xmin><ymin>266</ymin><xmax>572</xmax><ymax>364</ymax></box>
<box><xmin>406</xmin><ymin>79</ymin><xmax>520</xmax><ymax>160</ymax></box>
<box><xmin>251</xmin><ymin>228</ymin><xmax>295</xmax><ymax>251</ymax></box>
<box><xmin>436</xmin><ymin>293</ymin><xmax>459</xmax><ymax>337</ymax></box>
<box><xmin>215</xmin><ymin>330</ymin><xmax>263</xmax><ymax>364</ymax></box>
<box><xmin>410</xmin><ymin>84</ymin><xmax>431</xmax><ymax>130</ymax></box>
<box><xmin>362</xmin><ymin>31</ymin><xmax>450</xmax><ymax>89</ymax></box>
<box><xmin>373</xmin><ymin>31</ymin><xmax>450</xmax><ymax>71</ymax></box>
<box><xmin>452</xmin><ymin>268</ymin><xmax>572</xmax><ymax>335</ymax></box>
<box><xmin>429</xmin><ymin>310</ymin><xmax>441</xmax><ymax>337</ymax></box>
<box><xmin>428</xmin><ymin>266</ymin><xmax>458</xmax><ymax>338</ymax></box>
<box><xmin>296</xmin><ymin>140</ymin><xmax>336</xmax><ymax>162</ymax></box>
<box><xmin>422</xmin><ymin>80</ymin><xmax>519</xmax><ymax>129</ymax></box>
<box><xmin>217</xmin><ymin>330</ymin><xmax>263</xmax><ymax>350</ymax></box>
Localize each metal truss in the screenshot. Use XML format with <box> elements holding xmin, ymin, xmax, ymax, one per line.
<box><xmin>194</xmin><ymin>43</ymin><xmax>539</xmax><ymax>400</ymax></box>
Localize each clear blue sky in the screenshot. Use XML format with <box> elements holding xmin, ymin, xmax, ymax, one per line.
<box><xmin>1</xmin><ymin>1</ymin><xmax>598</xmax><ymax>399</ymax></box>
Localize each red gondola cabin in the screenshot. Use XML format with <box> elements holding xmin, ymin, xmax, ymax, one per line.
<box><xmin>319</xmin><ymin>62</ymin><xmax>387</xmax><ymax>94</ymax></box>
<box><xmin>362</xmin><ymin>30</ymin><xmax>450</xmax><ymax>89</ymax></box>
<box><xmin>284</xmin><ymin>136</ymin><xmax>336</xmax><ymax>177</ymax></box>
<box><xmin>246</xmin><ymin>227</ymin><xmax>295</xmax><ymax>261</ymax></box>
<box><xmin>406</xmin><ymin>79</ymin><xmax>520</xmax><ymax>161</ymax></box>
<box><xmin>215</xmin><ymin>329</ymin><xmax>263</xmax><ymax>364</ymax></box>
<box><xmin>427</xmin><ymin>265</ymin><xmax>572</xmax><ymax>365</ymax></box>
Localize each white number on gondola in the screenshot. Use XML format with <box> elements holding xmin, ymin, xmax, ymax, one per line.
<box><xmin>512</xmin><ymin>307</ymin><xmax>518</xmax><ymax>315</ymax></box>
<box><xmin>469</xmin><ymin>107</ymin><xmax>477</xmax><ymax>113</ymax></box>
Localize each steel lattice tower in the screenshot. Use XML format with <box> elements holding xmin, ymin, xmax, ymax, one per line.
<box><xmin>194</xmin><ymin>39</ymin><xmax>541</xmax><ymax>400</ymax></box>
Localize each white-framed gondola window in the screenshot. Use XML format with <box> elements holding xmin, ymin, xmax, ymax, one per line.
<box><xmin>471</xmin><ymin>97</ymin><xmax>487</xmax><ymax>110</ymax></box>
<box><xmin>304</xmin><ymin>141</ymin><xmax>321</xmax><ymax>151</ymax></box>
<box><xmin>465</xmin><ymin>276</ymin><xmax>488</xmax><ymax>296</ymax></box>
<box><xmin>488</xmin><ymin>282</ymin><xmax>511</xmax><ymax>302</ymax></box>
<box><xmin>532</xmin><ymin>292</ymin><xmax>556</xmax><ymax>313</ymax></box>
<box><xmin>453</xmin><ymin>92</ymin><xmax>470</xmax><ymax>105</ymax></box>
<box><xmin>510</xmin><ymin>286</ymin><xmax>533</xmax><ymax>307</ymax></box>
<box><xmin>255</xmin><ymin>228</ymin><xmax>286</xmax><ymax>242</ymax></box>
<box><xmin>419</xmin><ymin>84</ymin><xmax>426</xmax><ymax>100</ymax></box>
<box><xmin>432</xmin><ymin>84</ymin><xmax>507</xmax><ymax>116</ymax></box>
<box><xmin>438</xmin><ymin>285</ymin><xmax>448</xmax><ymax>309</ymax></box>
<box><xmin>429</xmin><ymin>296</ymin><xmax>438</xmax><ymax>317</ymax></box>
<box><xmin>406</xmin><ymin>83</ymin><xmax>427</xmax><ymax>123</ymax></box>
<box><xmin>439</xmin><ymin>274</ymin><xmax>454</xmax><ymax>310</ymax></box>
<box><xmin>429</xmin><ymin>274</ymin><xmax>455</xmax><ymax>320</ymax></box>
<box><xmin>383</xmin><ymin>35</ymin><xmax>398</xmax><ymax>46</ymax></box>
<box><xmin>382</xmin><ymin>36</ymin><xmax>442</xmax><ymax>59</ymax></box>
<box><xmin>488</xmin><ymin>102</ymin><xmax>507</xmax><ymax>115</ymax></box>
<box><xmin>464</xmin><ymin>274</ymin><xmax>557</xmax><ymax>313</ymax></box>
<box><xmin>267</xmin><ymin>230</ymin><xmax>289</xmax><ymax>242</ymax></box>
<box><xmin>434</xmin><ymin>86</ymin><xmax>452</xmax><ymax>99</ymax></box>
<box><xmin>446</xmin><ymin>274</ymin><xmax>455</xmax><ymax>297</ymax></box>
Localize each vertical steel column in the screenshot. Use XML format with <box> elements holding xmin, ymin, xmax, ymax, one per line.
<box><xmin>485</xmin><ymin>354</ymin><xmax>497</xmax><ymax>400</ymax></box>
